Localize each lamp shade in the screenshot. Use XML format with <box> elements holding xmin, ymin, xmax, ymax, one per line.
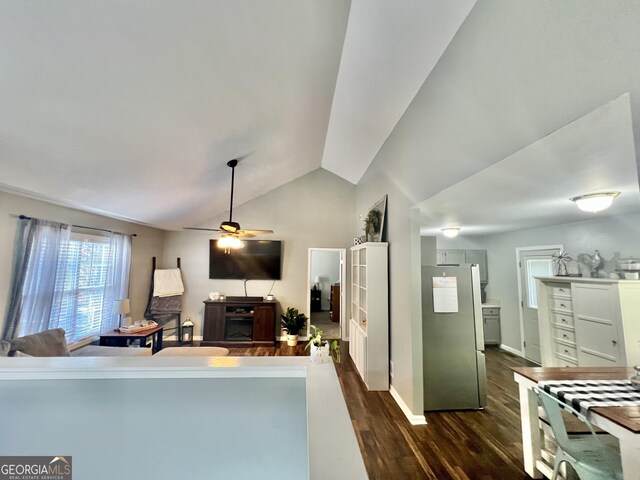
<box><xmin>314</xmin><ymin>276</ymin><xmax>321</xmax><ymax>284</ymax></box>
<box><xmin>115</xmin><ymin>299</ymin><xmax>130</xmax><ymax>316</ymax></box>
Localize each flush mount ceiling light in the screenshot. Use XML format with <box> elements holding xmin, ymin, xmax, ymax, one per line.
<box><xmin>441</xmin><ymin>228</ymin><xmax>460</xmax><ymax>238</ymax></box>
<box><xmin>569</xmin><ymin>192</ymin><xmax>620</xmax><ymax>213</ymax></box>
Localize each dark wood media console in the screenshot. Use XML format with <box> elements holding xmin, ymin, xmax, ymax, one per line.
<box><xmin>202</xmin><ymin>297</ymin><xmax>276</xmax><ymax>347</ymax></box>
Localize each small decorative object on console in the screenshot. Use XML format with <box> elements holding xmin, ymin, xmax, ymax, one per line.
<box><xmin>181</xmin><ymin>318</ymin><xmax>194</xmax><ymax>345</ymax></box>
<box><xmin>578</xmin><ymin>250</ymin><xmax>603</xmax><ymax>278</ymax></box>
<box><xmin>552</xmin><ymin>248</ymin><xmax>572</xmax><ymax>276</ymax></box>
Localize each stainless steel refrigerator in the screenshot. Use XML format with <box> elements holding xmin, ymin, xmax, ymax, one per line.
<box><xmin>422</xmin><ymin>264</ymin><xmax>487</xmax><ymax>411</ymax></box>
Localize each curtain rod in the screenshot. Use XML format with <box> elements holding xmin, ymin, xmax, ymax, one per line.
<box><xmin>17</xmin><ymin>215</ymin><xmax>137</xmax><ymax>237</ymax></box>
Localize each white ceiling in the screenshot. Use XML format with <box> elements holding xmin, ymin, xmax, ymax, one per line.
<box><xmin>0</xmin><ymin>1</ymin><xmax>473</xmax><ymax>230</ymax></box>
<box><xmin>418</xmin><ymin>94</ymin><xmax>640</xmax><ymax>237</ymax></box>
<box><xmin>321</xmin><ymin>0</ymin><xmax>476</xmax><ymax>184</ymax></box>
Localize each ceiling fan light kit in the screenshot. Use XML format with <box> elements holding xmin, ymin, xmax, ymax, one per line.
<box><xmin>570</xmin><ymin>191</ymin><xmax>620</xmax><ymax>213</ymax></box>
<box><xmin>218</xmin><ymin>234</ymin><xmax>243</xmax><ymax>254</ymax></box>
<box><xmin>183</xmin><ymin>159</ymin><xmax>274</xmax><ymax>250</ymax></box>
<box><xmin>441</xmin><ymin>227</ymin><xmax>460</xmax><ymax>238</ymax></box>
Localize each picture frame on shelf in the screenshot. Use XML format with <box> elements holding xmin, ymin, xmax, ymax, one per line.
<box><xmin>366</xmin><ymin>195</ymin><xmax>387</xmax><ymax>242</ymax></box>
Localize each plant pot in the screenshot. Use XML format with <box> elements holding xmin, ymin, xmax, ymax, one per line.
<box><xmin>310</xmin><ymin>342</ymin><xmax>330</xmax><ymax>363</ymax></box>
<box><xmin>286</xmin><ymin>334</ymin><xmax>299</xmax><ymax>346</ymax></box>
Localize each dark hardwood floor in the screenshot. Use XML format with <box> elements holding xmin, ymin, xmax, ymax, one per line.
<box><xmin>165</xmin><ymin>341</ymin><xmax>536</xmax><ymax>479</ymax></box>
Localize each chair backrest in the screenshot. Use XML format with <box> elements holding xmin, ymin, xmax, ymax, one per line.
<box><xmin>533</xmin><ymin>386</ymin><xmax>597</xmax><ymax>453</ymax></box>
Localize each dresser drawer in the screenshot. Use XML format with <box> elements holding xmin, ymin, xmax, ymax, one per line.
<box><xmin>551</xmin><ymin>297</ymin><xmax>572</xmax><ymax>312</ymax></box>
<box><xmin>548</xmin><ymin>283</ymin><xmax>571</xmax><ymax>298</ymax></box>
<box><xmin>482</xmin><ymin>308</ymin><xmax>500</xmax><ymax>316</ymax></box>
<box><xmin>552</xmin><ymin>327</ymin><xmax>576</xmax><ymax>344</ymax></box>
<box><xmin>552</xmin><ymin>312</ymin><xmax>574</xmax><ymax>327</ymax></box>
<box><xmin>553</xmin><ymin>342</ymin><xmax>578</xmax><ymax>360</ymax></box>
<box><xmin>555</xmin><ymin>354</ymin><xmax>578</xmax><ymax>367</ymax></box>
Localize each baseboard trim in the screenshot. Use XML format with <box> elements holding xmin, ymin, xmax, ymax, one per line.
<box><xmin>389</xmin><ymin>386</ymin><xmax>427</xmax><ymax>426</ymax></box>
<box><xmin>499</xmin><ymin>344</ymin><xmax>524</xmax><ymax>357</ymax></box>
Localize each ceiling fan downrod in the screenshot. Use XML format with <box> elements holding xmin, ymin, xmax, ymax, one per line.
<box><xmin>220</xmin><ymin>159</ymin><xmax>240</xmax><ymax>233</ymax></box>
<box><xmin>227</xmin><ymin>159</ymin><xmax>237</xmax><ymax>222</ymax></box>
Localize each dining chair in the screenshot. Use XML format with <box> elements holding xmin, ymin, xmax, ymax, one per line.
<box><xmin>533</xmin><ymin>387</ymin><xmax>623</xmax><ymax>480</ymax></box>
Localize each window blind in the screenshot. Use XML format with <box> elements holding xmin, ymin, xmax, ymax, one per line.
<box><xmin>52</xmin><ymin>233</ymin><xmax>116</xmax><ymax>343</ymax></box>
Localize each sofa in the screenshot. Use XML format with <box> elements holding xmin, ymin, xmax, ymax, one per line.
<box><xmin>0</xmin><ymin>328</ymin><xmax>151</xmax><ymax>357</ymax></box>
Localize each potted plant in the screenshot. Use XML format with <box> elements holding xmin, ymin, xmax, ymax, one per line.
<box><xmin>364</xmin><ymin>209</ymin><xmax>381</xmax><ymax>242</ymax></box>
<box><xmin>306</xmin><ymin>325</ymin><xmax>341</xmax><ymax>364</ymax></box>
<box><xmin>305</xmin><ymin>325</ymin><xmax>330</xmax><ymax>363</ymax></box>
<box><xmin>280</xmin><ymin>307</ymin><xmax>308</xmax><ymax>346</ymax></box>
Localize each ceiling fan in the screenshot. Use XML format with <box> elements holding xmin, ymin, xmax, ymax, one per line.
<box><xmin>184</xmin><ymin>159</ymin><xmax>273</xmax><ymax>250</ymax></box>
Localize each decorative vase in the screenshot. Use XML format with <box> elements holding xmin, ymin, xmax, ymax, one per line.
<box><xmin>310</xmin><ymin>342</ymin><xmax>330</xmax><ymax>363</ymax></box>
<box><xmin>287</xmin><ymin>334</ymin><xmax>298</xmax><ymax>346</ymax></box>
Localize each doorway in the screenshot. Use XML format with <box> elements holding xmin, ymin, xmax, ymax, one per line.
<box><xmin>307</xmin><ymin>248</ymin><xmax>346</xmax><ymax>340</ymax></box>
<box><xmin>516</xmin><ymin>245</ymin><xmax>562</xmax><ymax>363</ymax></box>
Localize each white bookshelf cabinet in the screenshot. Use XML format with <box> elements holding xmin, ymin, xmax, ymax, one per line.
<box><xmin>348</xmin><ymin>242</ymin><xmax>389</xmax><ymax>391</ymax></box>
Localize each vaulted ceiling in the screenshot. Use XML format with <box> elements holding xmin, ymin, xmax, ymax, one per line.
<box><xmin>0</xmin><ymin>0</ymin><xmax>475</xmax><ymax>230</ymax></box>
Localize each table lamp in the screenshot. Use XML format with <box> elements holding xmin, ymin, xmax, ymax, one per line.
<box><xmin>115</xmin><ymin>299</ymin><xmax>130</xmax><ymax>329</ymax></box>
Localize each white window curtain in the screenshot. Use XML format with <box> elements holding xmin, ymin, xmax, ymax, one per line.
<box><xmin>3</xmin><ymin>217</ymin><xmax>132</xmax><ymax>343</ymax></box>
<box><xmin>103</xmin><ymin>232</ymin><xmax>132</xmax><ymax>333</ymax></box>
<box><xmin>3</xmin><ymin>218</ymin><xmax>70</xmax><ymax>340</ymax></box>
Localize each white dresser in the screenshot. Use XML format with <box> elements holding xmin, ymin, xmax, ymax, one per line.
<box><xmin>537</xmin><ymin>277</ymin><xmax>640</xmax><ymax>367</ymax></box>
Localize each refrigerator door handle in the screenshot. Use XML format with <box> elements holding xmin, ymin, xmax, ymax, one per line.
<box><xmin>471</xmin><ymin>264</ymin><xmax>485</xmax><ymax>350</ymax></box>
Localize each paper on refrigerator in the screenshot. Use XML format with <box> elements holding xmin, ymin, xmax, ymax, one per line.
<box><xmin>432</xmin><ymin>276</ymin><xmax>459</xmax><ymax>313</ymax></box>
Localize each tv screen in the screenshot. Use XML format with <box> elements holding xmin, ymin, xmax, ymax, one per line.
<box><xmin>209</xmin><ymin>240</ymin><xmax>282</xmax><ymax>280</ymax></box>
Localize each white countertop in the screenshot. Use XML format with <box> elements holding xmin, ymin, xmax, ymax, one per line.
<box><xmin>536</xmin><ymin>275</ymin><xmax>640</xmax><ymax>284</ymax></box>
<box><xmin>482</xmin><ymin>299</ymin><xmax>501</xmax><ymax>308</ymax></box>
<box><xmin>0</xmin><ymin>355</ymin><xmax>367</xmax><ymax>479</ymax></box>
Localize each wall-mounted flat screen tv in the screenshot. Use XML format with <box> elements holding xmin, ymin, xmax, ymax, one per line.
<box><xmin>209</xmin><ymin>240</ymin><xmax>282</xmax><ymax>280</ymax></box>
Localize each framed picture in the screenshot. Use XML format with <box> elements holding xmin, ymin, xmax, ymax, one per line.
<box><xmin>366</xmin><ymin>195</ymin><xmax>387</xmax><ymax>242</ymax></box>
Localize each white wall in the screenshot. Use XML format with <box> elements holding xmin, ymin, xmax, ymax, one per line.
<box><xmin>0</xmin><ymin>191</ymin><xmax>165</xmax><ymax>334</ymax></box>
<box><xmin>310</xmin><ymin>250</ymin><xmax>341</xmax><ymax>310</ymax></box>
<box><xmin>162</xmin><ymin>168</ymin><xmax>355</xmax><ymax>339</ymax></box>
<box><xmin>356</xmin><ymin>1</ymin><xmax>640</xmax><ymax>415</ymax></box>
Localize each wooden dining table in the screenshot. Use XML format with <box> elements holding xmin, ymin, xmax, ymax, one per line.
<box><xmin>513</xmin><ymin>366</ymin><xmax>640</xmax><ymax>480</ymax></box>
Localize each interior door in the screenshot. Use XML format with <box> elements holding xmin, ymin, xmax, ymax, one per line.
<box><xmin>519</xmin><ymin>248</ymin><xmax>559</xmax><ymax>363</ymax></box>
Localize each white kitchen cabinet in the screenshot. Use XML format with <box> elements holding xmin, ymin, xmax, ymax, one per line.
<box><xmin>348</xmin><ymin>242</ymin><xmax>389</xmax><ymax>391</ymax></box>
<box><xmin>537</xmin><ymin>277</ymin><xmax>640</xmax><ymax>367</ymax></box>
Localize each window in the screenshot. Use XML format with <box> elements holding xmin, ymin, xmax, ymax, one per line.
<box><xmin>52</xmin><ymin>233</ymin><xmax>117</xmax><ymax>343</ymax></box>
<box><xmin>9</xmin><ymin>220</ymin><xmax>131</xmax><ymax>344</ymax></box>
<box><xmin>525</xmin><ymin>258</ymin><xmax>554</xmax><ymax>308</ymax></box>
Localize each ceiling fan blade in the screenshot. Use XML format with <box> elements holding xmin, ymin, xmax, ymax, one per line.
<box><xmin>183</xmin><ymin>227</ymin><xmax>223</xmax><ymax>232</ymax></box>
<box><xmin>237</xmin><ymin>229</ymin><xmax>274</xmax><ymax>235</ymax></box>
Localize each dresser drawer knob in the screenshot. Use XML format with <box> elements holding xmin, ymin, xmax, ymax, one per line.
<box><xmin>563</xmin><ymin>334</ymin><xmax>568</xmax><ymax>339</ymax></box>
<box><xmin>612</xmin><ymin>340</ymin><xmax>617</xmax><ymax>345</ymax></box>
